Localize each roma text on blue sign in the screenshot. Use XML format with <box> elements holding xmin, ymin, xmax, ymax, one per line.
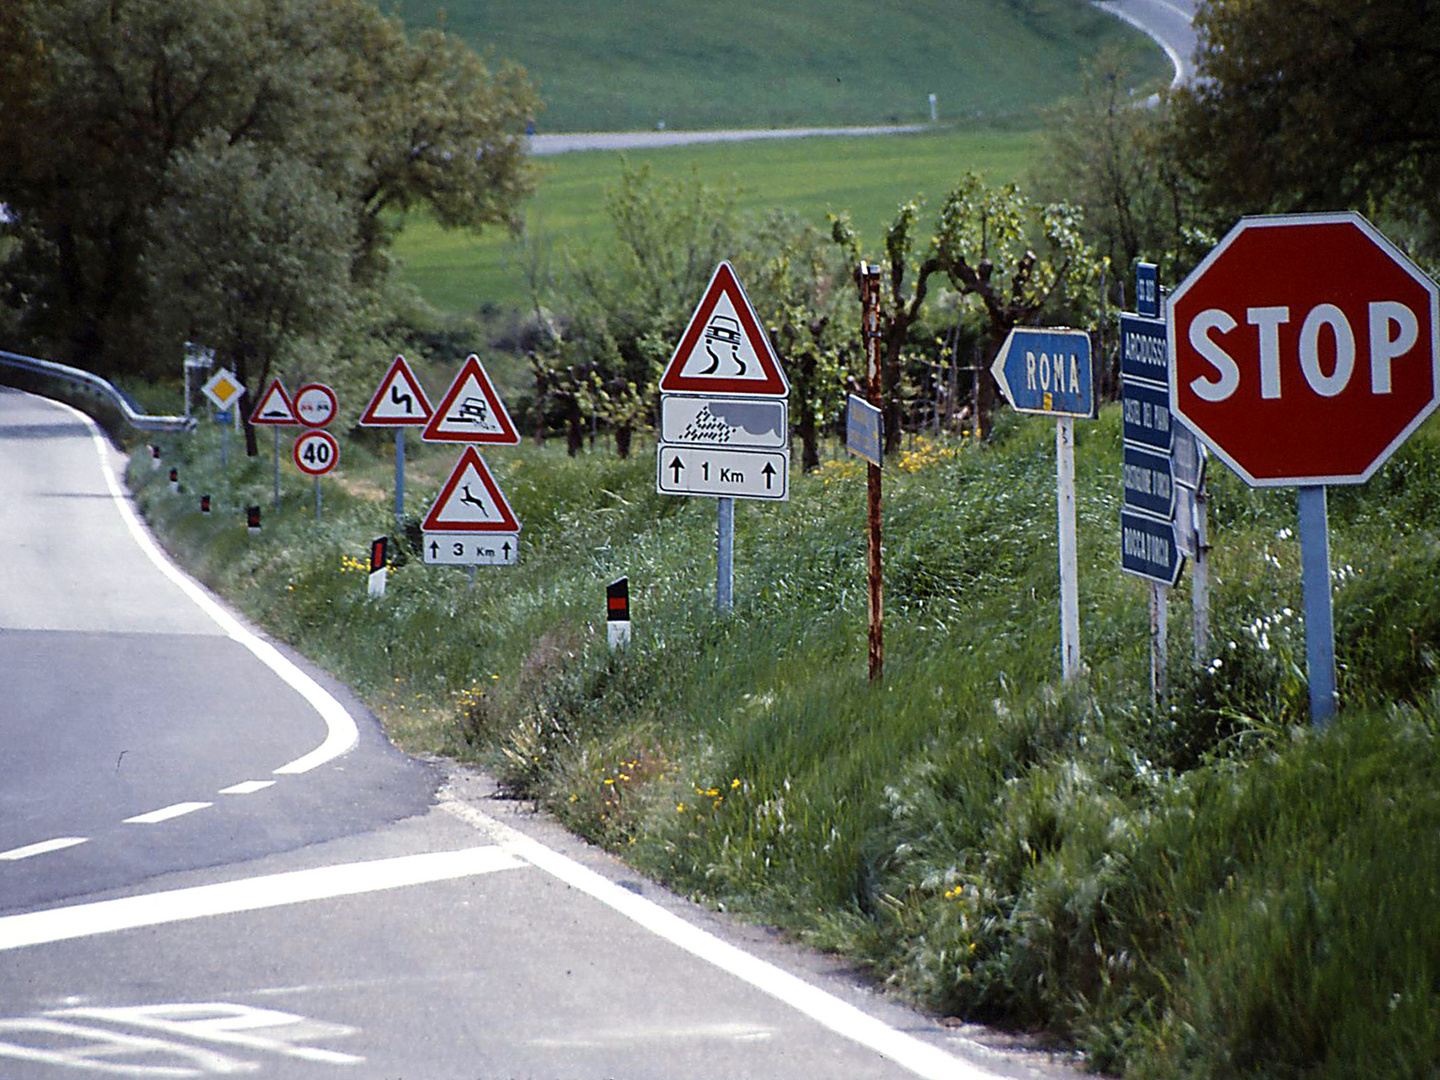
<box><xmin>990</xmin><ymin>328</ymin><xmax>1094</xmax><ymax>418</ymax></box>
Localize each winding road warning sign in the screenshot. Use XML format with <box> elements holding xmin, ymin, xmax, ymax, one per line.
<box><xmin>361</xmin><ymin>355</ymin><xmax>433</xmax><ymax>427</ymax></box>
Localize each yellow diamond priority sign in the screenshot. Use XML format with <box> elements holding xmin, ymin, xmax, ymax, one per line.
<box><xmin>201</xmin><ymin>368</ymin><xmax>245</xmax><ymax>412</ymax></box>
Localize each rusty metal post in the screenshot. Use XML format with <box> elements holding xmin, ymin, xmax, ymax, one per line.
<box><xmin>858</xmin><ymin>262</ymin><xmax>884</xmax><ymax>682</ymax></box>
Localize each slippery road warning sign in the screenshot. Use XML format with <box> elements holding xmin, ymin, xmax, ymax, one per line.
<box><xmin>658</xmin><ymin>262</ymin><xmax>789</xmax><ymax>397</ymax></box>
<box><xmin>422</xmin><ymin>355</ymin><xmax>520</xmax><ymax>444</ymax></box>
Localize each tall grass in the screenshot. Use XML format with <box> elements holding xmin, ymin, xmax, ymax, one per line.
<box><xmin>131</xmin><ymin>399</ymin><xmax>1440</xmax><ymax>1078</ymax></box>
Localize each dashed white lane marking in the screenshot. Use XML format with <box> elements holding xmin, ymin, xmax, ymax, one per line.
<box><xmin>52</xmin><ymin>395</ymin><xmax>360</xmax><ymax>775</ymax></box>
<box><xmin>439</xmin><ymin>796</ymin><xmax>1005</xmax><ymax>1080</ymax></box>
<box><xmin>219</xmin><ymin>780</ymin><xmax>276</xmax><ymax>795</ymax></box>
<box><xmin>0</xmin><ymin>846</ymin><xmax>524</xmax><ymax>951</ymax></box>
<box><xmin>0</xmin><ymin>838</ymin><xmax>89</xmax><ymax>861</ymax></box>
<box><xmin>123</xmin><ymin>802</ymin><xmax>213</xmax><ymax>825</ymax></box>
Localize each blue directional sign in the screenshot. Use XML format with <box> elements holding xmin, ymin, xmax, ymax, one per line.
<box><xmin>1119</xmin><ymin>314</ymin><xmax>1167</xmax><ymax>384</ymax></box>
<box><xmin>990</xmin><ymin>327</ymin><xmax>1095</xmax><ymax>418</ymax></box>
<box><xmin>1122</xmin><ymin>380</ymin><xmax>1173</xmax><ymax>452</ymax></box>
<box><xmin>1119</xmin><ymin>297</ymin><xmax>1183</xmax><ymax>585</ymax></box>
<box><xmin>1121</xmin><ymin>508</ymin><xmax>1182</xmax><ymax>586</ymax></box>
<box><xmin>1135</xmin><ymin>262</ymin><xmax>1160</xmax><ymax>318</ymax></box>
<box><xmin>845</xmin><ymin>394</ymin><xmax>883</xmax><ymax>467</ymax></box>
<box><xmin>1123</xmin><ymin>444</ymin><xmax>1175</xmax><ymax>518</ymax></box>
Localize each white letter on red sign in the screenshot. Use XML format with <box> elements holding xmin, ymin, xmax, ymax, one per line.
<box><xmin>1369</xmin><ymin>301</ymin><xmax>1419</xmax><ymax>394</ymax></box>
<box><xmin>1188</xmin><ymin>309</ymin><xmax>1241</xmax><ymax>402</ymax></box>
<box><xmin>1299</xmin><ymin>304</ymin><xmax>1355</xmax><ymax>397</ymax></box>
<box><xmin>1247</xmin><ymin>306</ymin><xmax>1289</xmax><ymax>399</ymax></box>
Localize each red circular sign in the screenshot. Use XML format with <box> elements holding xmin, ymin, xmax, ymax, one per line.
<box><xmin>292</xmin><ymin>429</ymin><xmax>339</xmax><ymax>476</ymax></box>
<box><xmin>1168</xmin><ymin>212</ymin><xmax>1440</xmax><ymax>487</ymax></box>
<box><xmin>294</xmin><ymin>383</ymin><xmax>338</xmax><ymax>428</ymax></box>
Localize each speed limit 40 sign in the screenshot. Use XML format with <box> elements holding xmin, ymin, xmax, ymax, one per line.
<box><xmin>293</xmin><ymin>429</ymin><xmax>339</xmax><ymax>476</ymax></box>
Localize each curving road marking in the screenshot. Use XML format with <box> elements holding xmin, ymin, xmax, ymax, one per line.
<box><xmin>49</xmin><ymin>394</ymin><xmax>359</xmax><ymax>774</ymax></box>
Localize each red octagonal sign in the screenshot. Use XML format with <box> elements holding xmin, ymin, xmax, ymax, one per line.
<box><xmin>1168</xmin><ymin>212</ymin><xmax>1440</xmax><ymax>487</ymax></box>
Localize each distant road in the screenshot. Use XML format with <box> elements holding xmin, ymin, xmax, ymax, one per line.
<box><xmin>1093</xmin><ymin>0</ymin><xmax>1199</xmax><ymax>87</ymax></box>
<box><xmin>529</xmin><ymin>124</ymin><xmax>925</xmax><ymax>156</ymax></box>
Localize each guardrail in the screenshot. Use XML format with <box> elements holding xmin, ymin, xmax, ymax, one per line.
<box><xmin>0</xmin><ymin>349</ymin><xmax>195</xmax><ymax>432</ymax></box>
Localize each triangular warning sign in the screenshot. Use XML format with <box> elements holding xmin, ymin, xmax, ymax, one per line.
<box><xmin>659</xmin><ymin>262</ymin><xmax>789</xmax><ymax>396</ymax></box>
<box><xmin>421</xmin><ymin>447</ymin><xmax>521</xmax><ymax>532</ymax></box>
<box><xmin>421</xmin><ymin>354</ymin><xmax>520</xmax><ymax>444</ymax></box>
<box><xmin>360</xmin><ymin>355</ymin><xmax>433</xmax><ymax>427</ymax></box>
<box><xmin>249</xmin><ymin>379</ymin><xmax>299</xmax><ymax>426</ymax></box>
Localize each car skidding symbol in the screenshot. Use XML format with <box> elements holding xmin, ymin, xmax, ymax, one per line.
<box><xmin>700</xmin><ymin>315</ymin><xmax>746</xmax><ymax>376</ymax></box>
<box><xmin>451</xmin><ymin>396</ymin><xmax>487</xmax><ymax>424</ymax></box>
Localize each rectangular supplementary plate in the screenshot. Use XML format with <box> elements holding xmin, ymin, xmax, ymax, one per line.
<box><xmin>656</xmin><ymin>445</ymin><xmax>788</xmax><ymax>501</ymax></box>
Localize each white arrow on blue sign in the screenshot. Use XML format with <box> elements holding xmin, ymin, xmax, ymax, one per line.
<box><xmin>991</xmin><ymin>327</ymin><xmax>1095</xmax><ymax>418</ymax></box>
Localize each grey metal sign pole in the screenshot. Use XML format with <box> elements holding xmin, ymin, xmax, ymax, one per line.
<box><xmin>717</xmin><ymin>497</ymin><xmax>734</xmax><ymax>613</ymax></box>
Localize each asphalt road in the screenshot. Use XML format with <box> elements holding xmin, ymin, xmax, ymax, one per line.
<box><xmin>0</xmin><ymin>388</ymin><xmax>1087</xmax><ymax>1079</ymax></box>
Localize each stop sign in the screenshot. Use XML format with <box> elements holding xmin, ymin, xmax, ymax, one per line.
<box><xmin>1168</xmin><ymin>212</ymin><xmax>1440</xmax><ymax>487</ymax></box>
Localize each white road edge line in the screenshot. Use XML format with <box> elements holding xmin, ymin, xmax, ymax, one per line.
<box><xmin>438</xmin><ymin>796</ymin><xmax>1004</xmax><ymax>1080</ymax></box>
<box><xmin>123</xmin><ymin>802</ymin><xmax>213</xmax><ymax>825</ymax></box>
<box><xmin>48</xmin><ymin>394</ymin><xmax>359</xmax><ymax>774</ymax></box>
<box><xmin>0</xmin><ymin>838</ymin><xmax>89</xmax><ymax>861</ymax></box>
<box><xmin>0</xmin><ymin>846</ymin><xmax>523</xmax><ymax>951</ymax></box>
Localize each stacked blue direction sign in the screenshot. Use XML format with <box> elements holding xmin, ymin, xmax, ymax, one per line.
<box><xmin>1120</xmin><ymin>272</ymin><xmax>1183</xmax><ymax>586</ymax></box>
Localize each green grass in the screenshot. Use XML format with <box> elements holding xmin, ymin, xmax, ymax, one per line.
<box><xmin>127</xmin><ymin>396</ymin><xmax>1440</xmax><ymax>1078</ymax></box>
<box><xmin>391</xmin><ymin>0</ymin><xmax>1170</xmax><ymax>132</ymax></box>
<box><xmin>394</xmin><ymin>123</ymin><xmax>1047</xmax><ymax>313</ymax></box>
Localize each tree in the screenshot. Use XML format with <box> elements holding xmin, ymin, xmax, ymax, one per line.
<box><xmin>0</xmin><ymin>0</ymin><xmax>536</xmax><ymax>375</ymax></box>
<box><xmin>1034</xmin><ymin>52</ymin><xmax>1213</xmax><ymax>297</ymax></box>
<box><xmin>1170</xmin><ymin>0</ymin><xmax>1440</xmax><ymax>260</ymax></box>
<box><xmin>736</xmin><ymin>211</ymin><xmax>850</xmax><ymax>472</ymax></box>
<box><xmin>833</xmin><ymin>173</ymin><xmax>1105</xmax><ymax>447</ymax></box>
<box><xmin>533</xmin><ymin>161</ymin><xmax>739</xmax><ymax>457</ymax></box>
<box><xmin>148</xmin><ymin>136</ymin><xmax>356</xmax><ymax>456</ymax></box>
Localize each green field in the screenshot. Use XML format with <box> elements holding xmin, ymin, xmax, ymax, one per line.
<box><xmin>393</xmin><ymin>122</ymin><xmax>1047</xmax><ymax>314</ymax></box>
<box><xmin>391</xmin><ymin>0</ymin><xmax>1170</xmax><ymax>132</ymax></box>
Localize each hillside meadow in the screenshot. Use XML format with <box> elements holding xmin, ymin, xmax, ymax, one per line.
<box><xmin>390</xmin><ymin>0</ymin><xmax>1170</xmax><ymax>132</ymax></box>
<box><xmin>392</xmin><ymin>122</ymin><xmax>1048</xmax><ymax>314</ymax></box>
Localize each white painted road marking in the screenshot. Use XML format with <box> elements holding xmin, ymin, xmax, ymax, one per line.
<box><xmin>0</xmin><ymin>846</ymin><xmax>524</xmax><ymax>951</ymax></box>
<box><xmin>0</xmin><ymin>1002</ymin><xmax>362</xmax><ymax>1074</ymax></box>
<box><xmin>56</xmin><ymin>1003</ymin><xmax>363</xmax><ymax>1066</ymax></box>
<box><xmin>124</xmin><ymin>802</ymin><xmax>213</xmax><ymax>825</ymax></box>
<box><xmin>0</xmin><ymin>837</ymin><xmax>88</xmax><ymax>861</ymax></box>
<box><xmin>439</xmin><ymin>796</ymin><xmax>1006</xmax><ymax>1080</ymax></box>
<box><xmin>218</xmin><ymin>780</ymin><xmax>275</xmax><ymax>795</ymax></box>
<box><xmin>52</xmin><ymin>394</ymin><xmax>360</xmax><ymax>775</ymax></box>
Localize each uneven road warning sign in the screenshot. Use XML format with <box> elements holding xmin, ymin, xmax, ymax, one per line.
<box><xmin>421</xmin><ymin>446</ymin><xmax>521</xmax><ymax>532</ymax></box>
<box><xmin>361</xmin><ymin>355</ymin><xmax>433</xmax><ymax>427</ymax></box>
<box><xmin>250</xmin><ymin>379</ymin><xmax>299</xmax><ymax>426</ymax></box>
<box><xmin>658</xmin><ymin>262</ymin><xmax>789</xmax><ymax>396</ymax></box>
<box><xmin>422</xmin><ymin>355</ymin><xmax>520</xmax><ymax>444</ymax></box>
